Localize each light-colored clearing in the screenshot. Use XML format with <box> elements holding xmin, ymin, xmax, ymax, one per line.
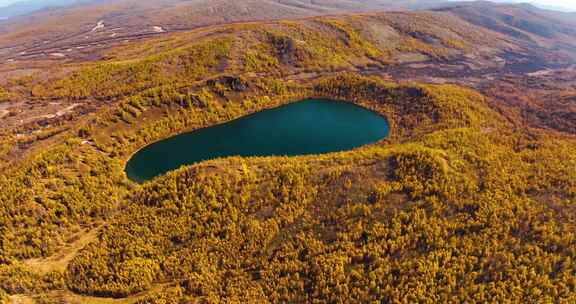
<box><xmin>9</xmin><ymin>284</ymin><xmax>174</xmax><ymax>304</ymax></box>
<box><xmin>91</xmin><ymin>21</ymin><xmax>105</xmax><ymax>32</ymax></box>
<box><xmin>23</xmin><ymin>228</ymin><xmax>100</xmax><ymax>275</ymax></box>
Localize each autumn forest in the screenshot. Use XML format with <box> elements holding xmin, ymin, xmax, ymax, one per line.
<box><xmin>0</xmin><ymin>5</ymin><xmax>575</xmax><ymax>303</ymax></box>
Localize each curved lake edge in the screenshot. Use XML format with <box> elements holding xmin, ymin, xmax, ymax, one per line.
<box><xmin>125</xmin><ymin>98</ymin><xmax>391</xmax><ymax>183</ymax></box>
<box><xmin>123</xmin><ymin>97</ymin><xmax>391</xmax><ymax>159</ymax></box>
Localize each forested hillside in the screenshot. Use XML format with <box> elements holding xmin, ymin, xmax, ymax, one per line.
<box><xmin>0</xmin><ymin>7</ymin><xmax>575</xmax><ymax>304</ymax></box>
<box><xmin>0</xmin><ymin>0</ymin><xmax>444</xmax><ymax>59</ymax></box>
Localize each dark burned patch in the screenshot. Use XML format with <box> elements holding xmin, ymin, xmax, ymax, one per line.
<box><xmin>207</xmin><ymin>76</ymin><xmax>249</xmax><ymax>92</ymax></box>
<box><xmin>502</xmin><ymin>52</ymin><xmax>554</xmax><ymax>74</ymax></box>
<box><xmin>522</xmin><ymin>108</ymin><xmax>576</xmax><ymax>134</ymax></box>
<box><xmin>408</xmin><ymin>31</ymin><xmax>442</xmax><ymax>46</ymax></box>
<box><xmin>266</xmin><ymin>33</ymin><xmax>309</xmax><ymax>66</ymax></box>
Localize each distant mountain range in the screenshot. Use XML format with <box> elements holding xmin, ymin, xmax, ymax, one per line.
<box><xmin>0</xmin><ymin>0</ymin><xmax>444</xmax><ymax>18</ymax></box>
<box><xmin>0</xmin><ymin>0</ymin><xmax>99</xmax><ymax>19</ymax></box>
<box><xmin>488</xmin><ymin>0</ymin><xmax>575</xmax><ymax>12</ymax></box>
<box><xmin>0</xmin><ymin>0</ymin><xmax>572</xmax><ymax>22</ymax></box>
<box><xmin>1</xmin><ymin>0</ymin><xmax>576</xmax><ymax>63</ymax></box>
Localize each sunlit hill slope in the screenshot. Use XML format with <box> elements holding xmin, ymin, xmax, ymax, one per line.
<box><xmin>0</xmin><ymin>3</ymin><xmax>575</xmax><ymax>303</ymax></box>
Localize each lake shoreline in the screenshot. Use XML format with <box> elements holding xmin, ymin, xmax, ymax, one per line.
<box><xmin>125</xmin><ymin>98</ymin><xmax>390</xmax><ymax>182</ymax></box>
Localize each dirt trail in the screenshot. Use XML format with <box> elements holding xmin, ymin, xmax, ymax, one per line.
<box><xmin>23</xmin><ymin>228</ymin><xmax>100</xmax><ymax>275</ymax></box>
<box><xmin>8</xmin><ymin>284</ymin><xmax>174</xmax><ymax>304</ymax></box>
<box><xmin>7</xmin><ymin>295</ymin><xmax>35</xmax><ymax>304</ymax></box>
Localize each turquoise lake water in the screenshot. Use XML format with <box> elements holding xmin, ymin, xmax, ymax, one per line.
<box><xmin>125</xmin><ymin>99</ymin><xmax>390</xmax><ymax>182</ymax></box>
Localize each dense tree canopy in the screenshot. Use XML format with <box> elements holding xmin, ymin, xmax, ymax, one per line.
<box><xmin>0</xmin><ymin>12</ymin><xmax>574</xmax><ymax>303</ymax></box>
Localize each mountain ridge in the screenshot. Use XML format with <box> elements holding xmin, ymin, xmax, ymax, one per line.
<box><xmin>0</xmin><ymin>1</ymin><xmax>575</xmax><ymax>303</ymax></box>
<box><xmin>0</xmin><ymin>0</ymin><xmax>100</xmax><ymax>19</ymax></box>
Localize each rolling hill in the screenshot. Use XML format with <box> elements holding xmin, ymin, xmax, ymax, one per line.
<box><xmin>0</xmin><ymin>0</ymin><xmax>449</xmax><ymax>60</ymax></box>
<box><xmin>2</xmin><ymin>0</ymin><xmax>576</xmax><ymax>65</ymax></box>
<box><xmin>436</xmin><ymin>1</ymin><xmax>576</xmax><ymax>60</ymax></box>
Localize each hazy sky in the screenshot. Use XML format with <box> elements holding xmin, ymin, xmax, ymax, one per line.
<box><xmin>0</xmin><ymin>0</ymin><xmax>22</xmax><ymax>5</ymax></box>
<box><xmin>0</xmin><ymin>0</ymin><xmax>70</xmax><ymax>5</ymax></box>
<box><xmin>0</xmin><ymin>0</ymin><xmax>575</xmax><ymax>10</ymax></box>
<box><xmin>452</xmin><ymin>0</ymin><xmax>576</xmax><ymax>10</ymax></box>
<box><xmin>486</xmin><ymin>0</ymin><xmax>576</xmax><ymax>10</ymax></box>
<box><xmin>529</xmin><ymin>1</ymin><xmax>576</xmax><ymax>9</ymax></box>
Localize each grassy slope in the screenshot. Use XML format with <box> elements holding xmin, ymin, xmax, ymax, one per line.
<box><xmin>22</xmin><ymin>12</ymin><xmax>502</xmax><ymax>100</ymax></box>
<box><xmin>0</xmin><ymin>12</ymin><xmax>575</xmax><ymax>304</ymax></box>
<box><xmin>437</xmin><ymin>2</ymin><xmax>576</xmax><ymax>61</ymax></box>
<box><xmin>0</xmin><ymin>0</ymin><xmax>446</xmax><ymax>50</ymax></box>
